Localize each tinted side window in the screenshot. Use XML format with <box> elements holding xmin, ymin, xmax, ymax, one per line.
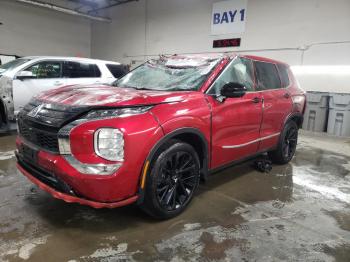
<box><xmin>106</xmin><ymin>64</ymin><xmax>128</xmax><ymax>78</ymax></box>
<box><xmin>26</xmin><ymin>61</ymin><xmax>62</xmax><ymax>79</ymax></box>
<box><xmin>208</xmin><ymin>57</ymin><xmax>255</xmax><ymax>95</ymax></box>
<box><xmin>63</xmin><ymin>62</ymin><xmax>101</xmax><ymax>78</ymax></box>
<box><xmin>255</xmin><ymin>61</ymin><xmax>281</xmax><ymax>90</ymax></box>
<box><xmin>277</xmin><ymin>64</ymin><xmax>290</xmax><ymax>88</ymax></box>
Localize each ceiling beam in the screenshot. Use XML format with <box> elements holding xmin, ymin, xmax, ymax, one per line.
<box><xmin>15</xmin><ymin>0</ymin><xmax>111</xmax><ymax>22</ymax></box>
<box><xmin>88</xmin><ymin>0</ymin><xmax>138</xmax><ymax>14</ymax></box>
<box><xmin>65</xmin><ymin>0</ymin><xmax>99</xmax><ymax>9</ymax></box>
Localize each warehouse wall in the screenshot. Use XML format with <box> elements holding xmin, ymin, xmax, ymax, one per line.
<box><xmin>0</xmin><ymin>0</ymin><xmax>91</xmax><ymax>58</ymax></box>
<box><xmin>91</xmin><ymin>0</ymin><xmax>350</xmax><ymax>93</ymax></box>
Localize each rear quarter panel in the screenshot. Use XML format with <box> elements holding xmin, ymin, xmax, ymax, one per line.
<box><xmin>287</xmin><ymin>67</ymin><xmax>306</xmax><ymax>114</ymax></box>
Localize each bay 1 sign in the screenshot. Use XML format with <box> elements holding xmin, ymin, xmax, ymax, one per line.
<box><xmin>211</xmin><ymin>0</ymin><xmax>247</xmax><ymax>35</ymax></box>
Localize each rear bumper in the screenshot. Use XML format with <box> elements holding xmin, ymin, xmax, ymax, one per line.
<box><xmin>17</xmin><ymin>160</ymin><xmax>139</xmax><ymax>209</ymax></box>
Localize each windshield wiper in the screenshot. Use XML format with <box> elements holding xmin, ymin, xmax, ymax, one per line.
<box><xmin>134</xmin><ymin>87</ymin><xmax>156</xmax><ymax>91</ymax></box>
<box><xmin>123</xmin><ymin>85</ymin><xmax>157</xmax><ymax>91</ymax></box>
<box><xmin>115</xmin><ymin>84</ymin><xmax>161</xmax><ymax>91</ymax></box>
<box><xmin>118</xmin><ymin>85</ymin><xmax>138</xmax><ymax>89</ymax></box>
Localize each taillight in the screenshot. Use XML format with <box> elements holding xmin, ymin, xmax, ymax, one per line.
<box><xmin>292</xmin><ymin>95</ymin><xmax>305</xmax><ymax>104</ymax></box>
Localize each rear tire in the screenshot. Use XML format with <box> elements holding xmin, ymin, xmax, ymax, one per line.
<box><xmin>268</xmin><ymin>121</ymin><xmax>298</xmax><ymax>164</ymax></box>
<box><xmin>141</xmin><ymin>140</ymin><xmax>200</xmax><ymax>219</ymax></box>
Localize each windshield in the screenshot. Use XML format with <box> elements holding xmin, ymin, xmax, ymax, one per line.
<box><xmin>114</xmin><ymin>56</ymin><xmax>221</xmax><ymax>91</ymax></box>
<box><xmin>0</xmin><ymin>58</ymin><xmax>30</xmax><ymax>75</ymax></box>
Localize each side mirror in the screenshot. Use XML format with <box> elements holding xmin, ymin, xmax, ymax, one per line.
<box><xmin>221</xmin><ymin>82</ymin><xmax>247</xmax><ymax>98</ymax></box>
<box><xmin>17</xmin><ymin>71</ymin><xmax>34</xmax><ymax>80</ymax></box>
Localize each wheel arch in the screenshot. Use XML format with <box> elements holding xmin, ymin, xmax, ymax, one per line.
<box><xmin>137</xmin><ymin>127</ymin><xmax>209</xmax><ymax>204</ymax></box>
<box><xmin>284</xmin><ymin>112</ymin><xmax>304</xmax><ymax>129</ymax></box>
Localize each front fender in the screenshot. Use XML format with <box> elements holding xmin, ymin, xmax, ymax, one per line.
<box><xmin>161</xmin><ymin>115</ymin><xmax>210</xmax><ymax>138</ymax></box>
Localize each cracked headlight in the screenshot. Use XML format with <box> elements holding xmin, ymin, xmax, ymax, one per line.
<box><xmin>94</xmin><ymin>128</ymin><xmax>124</xmax><ymax>162</ymax></box>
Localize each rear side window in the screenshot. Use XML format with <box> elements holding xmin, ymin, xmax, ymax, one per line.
<box><xmin>106</xmin><ymin>64</ymin><xmax>128</xmax><ymax>78</ymax></box>
<box><xmin>26</xmin><ymin>61</ymin><xmax>62</xmax><ymax>79</ymax></box>
<box><xmin>277</xmin><ymin>64</ymin><xmax>290</xmax><ymax>88</ymax></box>
<box><xmin>255</xmin><ymin>61</ymin><xmax>281</xmax><ymax>90</ymax></box>
<box><xmin>63</xmin><ymin>61</ymin><xmax>101</xmax><ymax>78</ymax></box>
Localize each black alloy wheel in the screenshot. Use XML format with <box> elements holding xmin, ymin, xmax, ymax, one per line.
<box><xmin>142</xmin><ymin>140</ymin><xmax>200</xmax><ymax>219</ymax></box>
<box><xmin>282</xmin><ymin>125</ymin><xmax>298</xmax><ymax>159</ymax></box>
<box><xmin>156</xmin><ymin>151</ymin><xmax>198</xmax><ymax>211</ymax></box>
<box><xmin>269</xmin><ymin>121</ymin><xmax>299</xmax><ymax>164</ymax></box>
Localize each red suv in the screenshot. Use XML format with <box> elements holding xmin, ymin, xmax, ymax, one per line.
<box><xmin>16</xmin><ymin>54</ymin><xmax>305</xmax><ymax>219</ymax></box>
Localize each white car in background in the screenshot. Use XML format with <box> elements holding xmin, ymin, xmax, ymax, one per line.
<box><xmin>0</xmin><ymin>56</ymin><xmax>128</xmax><ymax>129</ymax></box>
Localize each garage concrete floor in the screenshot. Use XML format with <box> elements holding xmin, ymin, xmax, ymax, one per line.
<box><xmin>0</xmin><ymin>131</ymin><xmax>350</xmax><ymax>262</ymax></box>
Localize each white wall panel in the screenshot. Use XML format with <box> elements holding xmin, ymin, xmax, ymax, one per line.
<box><xmin>0</xmin><ymin>0</ymin><xmax>91</xmax><ymax>57</ymax></box>
<box><xmin>94</xmin><ymin>0</ymin><xmax>350</xmax><ymax>92</ymax></box>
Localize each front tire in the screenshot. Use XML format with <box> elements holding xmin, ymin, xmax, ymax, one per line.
<box><xmin>268</xmin><ymin>121</ymin><xmax>298</xmax><ymax>164</ymax></box>
<box><xmin>141</xmin><ymin>140</ymin><xmax>200</xmax><ymax>219</ymax></box>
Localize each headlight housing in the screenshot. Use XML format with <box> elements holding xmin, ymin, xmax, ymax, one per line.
<box><xmin>94</xmin><ymin>128</ymin><xmax>124</xmax><ymax>162</ymax></box>
<box><xmin>58</xmin><ymin>106</ymin><xmax>153</xmax><ymax>175</ymax></box>
<box><xmin>85</xmin><ymin>106</ymin><xmax>153</xmax><ymax>119</ymax></box>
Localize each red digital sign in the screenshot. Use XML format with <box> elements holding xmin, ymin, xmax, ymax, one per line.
<box><xmin>213</xmin><ymin>38</ymin><xmax>241</xmax><ymax>48</ymax></box>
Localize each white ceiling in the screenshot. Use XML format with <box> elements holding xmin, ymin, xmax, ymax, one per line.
<box><xmin>13</xmin><ymin>0</ymin><xmax>137</xmax><ymax>22</ymax></box>
<box><xmin>19</xmin><ymin>0</ymin><xmax>136</xmax><ymax>15</ymax></box>
<box><xmin>50</xmin><ymin>0</ymin><xmax>124</xmax><ymax>14</ymax></box>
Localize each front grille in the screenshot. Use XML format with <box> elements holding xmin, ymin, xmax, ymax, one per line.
<box><xmin>17</xmin><ymin>99</ymin><xmax>90</xmax><ymax>153</ymax></box>
<box><xmin>18</xmin><ymin>120</ymin><xmax>59</xmax><ymax>152</ymax></box>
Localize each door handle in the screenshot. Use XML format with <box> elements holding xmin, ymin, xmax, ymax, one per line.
<box><xmin>252</xmin><ymin>97</ymin><xmax>261</xmax><ymax>103</ymax></box>
<box><xmin>54</xmin><ymin>81</ymin><xmax>63</xmax><ymax>86</ymax></box>
<box><xmin>283</xmin><ymin>93</ymin><xmax>291</xmax><ymax>99</ymax></box>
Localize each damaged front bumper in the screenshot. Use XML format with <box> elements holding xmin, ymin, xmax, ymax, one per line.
<box><xmin>17</xmin><ymin>159</ymin><xmax>139</xmax><ymax>208</ymax></box>
<box><xmin>15</xmin><ymin>137</ymin><xmax>140</xmax><ymax>209</ymax></box>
